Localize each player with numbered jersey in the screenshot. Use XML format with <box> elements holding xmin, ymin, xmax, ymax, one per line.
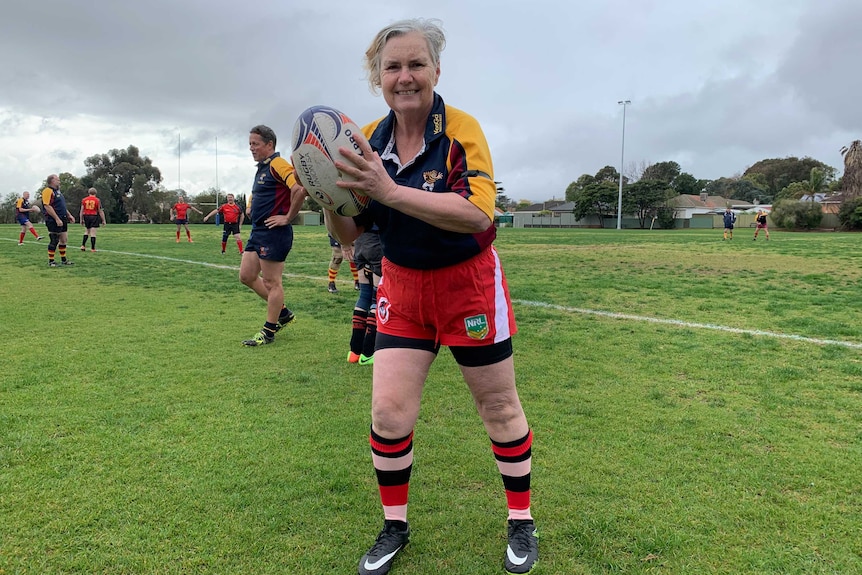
<box><xmin>15</xmin><ymin>191</ymin><xmax>43</xmax><ymax>245</ymax></box>
<box><xmin>79</xmin><ymin>188</ymin><xmax>107</xmax><ymax>251</ymax></box>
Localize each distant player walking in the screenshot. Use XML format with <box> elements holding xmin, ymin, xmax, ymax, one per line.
<box><xmin>79</xmin><ymin>188</ymin><xmax>107</xmax><ymax>251</ymax></box>
<box><xmin>15</xmin><ymin>191</ymin><xmax>43</xmax><ymax>245</ymax></box>
<box><xmin>722</xmin><ymin>207</ymin><xmax>736</xmax><ymax>240</ymax></box>
<box><xmin>203</xmin><ymin>193</ymin><xmax>245</xmax><ymax>254</ymax></box>
<box><xmin>171</xmin><ymin>196</ymin><xmax>202</xmax><ymax>242</ymax></box>
<box><xmin>753</xmin><ymin>209</ymin><xmax>769</xmax><ymax>241</ymax></box>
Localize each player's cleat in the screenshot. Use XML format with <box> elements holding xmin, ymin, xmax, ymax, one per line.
<box><xmin>358</xmin><ymin>520</ymin><xmax>410</xmax><ymax>575</ymax></box>
<box><xmin>242</xmin><ymin>331</ymin><xmax>274</xmax><ymax>346</ymax></box>
<box><xmin>221</xmin><ymin>251</ymin><xmax>226</xmax><ymax>255</ymax></box>
<box><xmin>62</xmin><ymin>260</ymin><xmax>74</xmax><ymax>266</ymax></box>
<box><xmin>328</xmin><ymin>281</ymin><xmax>338</xmax><ymax>293</ymax></box>
<box><xmin>176</xmin><ymin>238</ymin><xmax>180</xmax><ymax>243</ymax></box>
<box><xmin>36</xmin><ymin>236</ymin><xmax>44</xmax><ymax>241</ymax></box>
<box><xmin>359</xmin><ymin>354</ymin><xmax>374</xmax><ymax>366</ymax></box>
<box><xmin>354</xmin><ymin>280</ymin><xmax>360</xmax><ymax>291</ymax></box>
<box><xmin>348</xmin><ymin>351</ymin><xmax>361</xmax><ymax>364</ymax></box>
<box><xmin>18</xmin><ymin>242</ymin><xmax>23</xmax><ymax>246</ymax></box>
<box><xmin>188</xmin><ymin>239</ymin><xmax>194</xmax><ymax>243</ymax></box>
<box><xmin>49</xmin><ymin>261</ymin><xmax>58</xmax><ymax>267</ymax></box>
<box><xmin>80</xmin><ymin>246</ymin><xmax>86</xmax><ymax>251</ymax></box>
<box><xmin>274</xmin><ymin>310</ymin><xmax>296</xmax><ymax>333</ymax></box>
<box><xmin>91</xmin><ymin>249</ymin><xmax>97</xmax><ymax>252</ymax></box>
<box><xmin>504</xmin><ymin>520</ymin><xmax>538</xmax><ymax>574</ymax></box>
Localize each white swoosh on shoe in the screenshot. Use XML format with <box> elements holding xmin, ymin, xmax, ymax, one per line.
<box><xmin>363</xmin><ymin>546</ymin><xmax>403</xmax><ymax>571</ymax></box>
<box><xmin>507</xmin><ymin>545</ymin><xmax>528</xmax><ymax>566</ymax></box>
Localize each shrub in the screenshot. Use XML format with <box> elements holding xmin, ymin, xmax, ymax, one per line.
<box><xmin>770</xmin><ymin>199</ymin><xmax>822</xmax><ymax>230</ymax></box>
<box><xmin>655</xmin><ymin>206</ymin><xmax>676</xmax><ymax>229</ymax></box>
<box><xmin>838</xmin><ymin>196</ymin><xmax>862</xmax><ymax>230</ymax></box>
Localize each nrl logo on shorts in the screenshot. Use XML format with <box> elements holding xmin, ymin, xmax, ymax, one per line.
<box><xmin>377</xmin><ymin>297</ymin><xmax>390</xmax><ymax>325</ymax></box>
<box><xmin>464</xmin><ymin>314</ymin><xmax>489</xmax><ymax>340</ymax></box>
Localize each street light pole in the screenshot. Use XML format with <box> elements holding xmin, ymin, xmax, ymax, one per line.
<box><xmin>616</xmin><ymin>100</ymin><xmax>631</xmax><ymax>230</ymax></box>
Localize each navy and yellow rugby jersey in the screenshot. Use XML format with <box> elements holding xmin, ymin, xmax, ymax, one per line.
<box><xmin>354</xmin><ymin>93</ymin><xmax>496</xmax><ymax>270</ymax></box>
<box><xmin>250</xmin><ymin>152</ymin><xmax>297</xmax><ymax>228</ymax></box>
<box><xmin>15</xmin><ymin>197</ymin><xmax>31</xmax><ymax>213</ymax></box>
<box><xmin>41</xmin><ymin>186</ymin><xmax>68</xmax><ymax>219</ymax></box>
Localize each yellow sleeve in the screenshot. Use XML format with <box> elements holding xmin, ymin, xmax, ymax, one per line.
<box><xmin>271</xmin><ymin>156</ymin><xmax>297</xmax><ymax>188</ymax></box>
<box><xmin>41</xmin><ymin>187</ymin><xmax>53</xmax><ymax>206</ymax></box>
<box><xmin>444</xmin><ymin>106</ymin><xmax>496</xmax><ymax>221</ymax></box>
<box><xmin>15</xmin><ymin>198</ymin><xmax>23</xmax><ymax>211</ymax></box>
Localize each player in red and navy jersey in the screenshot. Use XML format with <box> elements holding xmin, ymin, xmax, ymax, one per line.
<box><xmin>42</xmin><ymin>174</ymin><xmax>75</xmax><ymax>267</ymax></box>
<box><xmin>15</xmin><ymin>191</ymin><xmax>43</xmax><ymax>245</ymax></box>
<box><xmin>239</xmin><ymin>124</ymin><xmax>307</xmax><ymax>346</ymax></box>
<box><xmin>203</xmin><ymin>193</ymin><xmax>245</xmax><ymax>254</ymax></box>
<box><xmin>171</xmin><ymin>196</ymin><xmax>202</xmax><ymax>243</ymax></box>
<box><xmin>79</xmin><ymin>188</ymin><xmax>106</xmax><ymax>251</ymax></box>
<box><xmin>325</xmin><ymin>18</ymin><xmax>537</xmax><ymax>575</ymax></box>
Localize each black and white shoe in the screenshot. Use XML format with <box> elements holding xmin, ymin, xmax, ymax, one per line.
<box><xmin>358</xmin><ymin>520</ymin><xmax>409</xmax><ymax>575</ymax></box>
<box><xmin>504</xmin><ymin>520</ymin><xmax>538</xmax><ymax>574</ymax></box>
<box><xmin>274</xmin><ymin>309</ymin><xmax>296</xmax><ymax>332</ymax></box>
<box><xmin>328</xmin><ymin>281</ymin><xmax>338</xmax><ymax>293</ymax></box>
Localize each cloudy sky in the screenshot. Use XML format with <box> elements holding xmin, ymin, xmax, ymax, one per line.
<box><xmin>2</xmin><ymin>0</ymin><xmax>860</xmax><ymax>204</ymax></box>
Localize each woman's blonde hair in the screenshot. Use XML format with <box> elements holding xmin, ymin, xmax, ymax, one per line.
<box><xmin>364</xmin><ymin>18</ymin><xmax>446</xmax><ymax>94</ymax></box>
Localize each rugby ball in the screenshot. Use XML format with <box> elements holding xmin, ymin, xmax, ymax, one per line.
<box><xmin>291</xmin><ymin>106</ymin><xmax>370</xmax><ymax>217</ymax></box>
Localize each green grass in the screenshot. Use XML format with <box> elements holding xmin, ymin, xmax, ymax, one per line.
<box><xmin>1</xmin><ymin>224</ymin><xmax>861</xmax><ymax>574</ymax></box>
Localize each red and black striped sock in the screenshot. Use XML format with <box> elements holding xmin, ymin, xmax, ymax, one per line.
<box><xmin>492</xmin><ymin>430</ymin><xmax>533</xmax><ymax>520</ymax></box>
<box><xmin>370</xmin><ymin>427</ymin><xmax>413</xmax><ymax>522</ymax></box>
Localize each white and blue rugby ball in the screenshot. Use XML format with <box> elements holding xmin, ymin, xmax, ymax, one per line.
<box><xmin>290</xmin><ymin>106</ymin><xmax>370</xmax><ymax>217</ymax></box>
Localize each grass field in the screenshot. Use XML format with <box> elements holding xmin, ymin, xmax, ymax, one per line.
<box><xmin>1</xmin><ymin>223</ymin><xmax>861</xmax><ymax>574</ymax></box>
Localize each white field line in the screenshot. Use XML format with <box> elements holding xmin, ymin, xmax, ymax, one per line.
<box><xmin>515</xmin><ymin>300</ymin><xmax>862</xmax><ymax>350</ymax></box>
<box><xmin>7</xmin><ymin>239</ymin><xmax>860</xmax><ymax>350</ymax></box>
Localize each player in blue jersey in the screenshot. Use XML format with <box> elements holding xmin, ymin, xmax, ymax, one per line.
<box><xmin>325</xmin><ymin>18</ymin><xmax>537</xmax><ymax>575</ymax></box>
<box><xmin>239</xmin><ymin>125</ymin><xmax>307</xmax><ymax>346</ymax></box>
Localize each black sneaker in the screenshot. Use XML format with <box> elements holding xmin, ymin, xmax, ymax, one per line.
<box><xmin>504</xmin><ymin>520</ymin><xmax>538</xmax><ymax>574</ymax></box>
<box><xmin>274</xmin><ymin>310</ymin><xmax>296</xmax><ymax>333</ymax></box>
<box><xmin>328</xmin><ymin>281</ymin><xmax>338</xmax><ymax>293</ymax></box>
<box><xmin>62</xmin><ymin>260</ymin><xmax>74</xmax><ymax>266</ymax></box>
<box><xmin>358</xmin><ymin>520</ymin><xmax>410</xmax><ymax>575</ymax></box>
<box><xmin>48</xmin><ymin>261</ymin><xmax>58</xmax><ymax>267</ymax></box>
<box><xmin>242</xmin><ymin>331</ymin><xmax>274</xmax><ymax>346</ymax></box>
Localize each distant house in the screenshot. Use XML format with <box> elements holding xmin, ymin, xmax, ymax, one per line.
<box><xmin>516</xmin><ymin>200</ymin><xmax>568</xmax><ymax>215</ymax></box>
<box><xmin>668</xmin><ymin>193</ymin><xmax>755</xmax><ymax>219</ymax></box>
<box><xmin>799</xmin><ymin>193</ymin><xmax>842</xmax><ymax>214</ymax></box>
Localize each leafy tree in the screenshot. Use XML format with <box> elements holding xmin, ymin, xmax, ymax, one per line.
<box><xmin>0</xmin><ymin>193</ymin><xmax>19</xmax><ymax>224</ymax></box>
<box><xmin>671</xmin><ymin>172</ymin><xmax>706</xmax><ymax>196</ymax></box>
<box><xmin>837</xmin><ymin>196</ymin><xmax>862</xmax><ymax>229</ymax></box>
<box><xmin>641</xmin><ymin>161</ymin><xmax>681</xmax><ymax>185</ymax></box>
<box><xmin>57</xmin><ymin>172</ymin><xmax>87</xmax><ymax>217</ymax></box>
<box><xmin>626</xmin><ymin>179</ymin><xmax>672</xmax><ymax>228</ymax></box>
<box><xmin>83</xmin><ymin>146</ymin><xmax>162</xmax><ymax>223</ymax></box>
<box><xmin>594</xmin><ymin>165</ymin><xmax>620</xmax><ymax>184</ymax></box>
<box><xmin>775</xmin><ymin>181</ymin><xmax>809</xmax><ymax>202</ymax></box>
<box><xmin>743</xmin><ymin>157</ymin><xmax>836</xmax><ymax>198</ymax></box>
<box><xmin>704</xmin><ymin>177</ymin><xmax>771</xmax><ymax>204</ymax></box>
<box><xmin>571</xmin><ymin>181</ymin><xmax>618</xmax><ymax>227</ymax></box>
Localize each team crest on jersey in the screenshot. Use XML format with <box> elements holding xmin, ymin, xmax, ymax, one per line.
<box><xmin>464</xmin><ymin>314</ymin><xmax>489</xmax><ymax>340</ymax></box>
<box><xmin>258</xmin><ymin>245</ymin><xmax>269</xmax><ymax>258</ymax></box>
<box><xmin>377</xmin><ymin>297</ymin><xmax>390</xmax><ymax>325</ymax></box>
<box><xmin>422</xmin><ymin>170</ymin><xmax>443</xmax><ymax>191</ymax></box>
